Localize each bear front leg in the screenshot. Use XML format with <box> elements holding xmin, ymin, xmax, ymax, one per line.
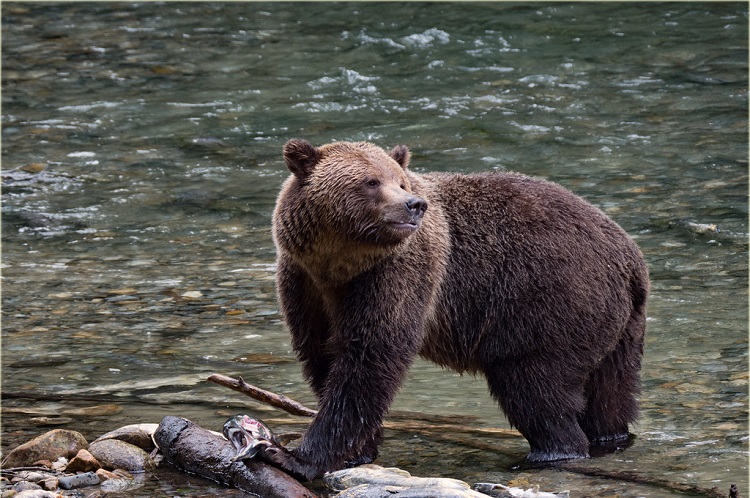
<box><xmin>291</xmin><ymin>335</ymin><xmax>417</xmax><ymax>479</ymax></box>
<box><xmin>276</xmin><ymin>260</ymin><xmax>333</xmax><ymax>399</ymax></box>
<box><xmin>259</xmin><ymin>344</ymin><xmax>408</xmax><ymax>481</ymax></box>
<box><xmin>272</xmin><ymin>262</ymin><xmax>430</xmax><ymax>480</ymax></box>
<box><xmin>346</xmin><ymin>427</ymin><xmax>382</xmax><ymax>467</ymax></box>
<box><xmin>273</xmin><ymin>288</ymin><xmax>423</xmax><ymax>480</ymax></box>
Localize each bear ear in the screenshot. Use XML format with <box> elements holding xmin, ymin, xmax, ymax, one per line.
<box><xmin>389</xmin><ymin>145</ymin><xmax>411</xmax><ymax>170</ymax></box>
<box><xmin>284</xmin><ymin>139</ymin><xmax>321</xmax><ymax>179</ymax></box>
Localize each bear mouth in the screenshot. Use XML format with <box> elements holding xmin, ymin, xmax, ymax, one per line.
<box><xmin>389</xmin><ymin>221</ymin><xmax>418</xmax><ymax>228</ymax></box>
<box><xmin>378</xmin><ymin>212</ymin><xmax>423</xmax><ymax>243</ymax></box>
<box><xmin>386</xmin><ymin>220</ymin><xmax>421</xmax><ymax>233</ymax></box>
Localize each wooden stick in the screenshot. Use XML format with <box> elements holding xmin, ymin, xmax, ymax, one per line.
<box><xmin>206</xmin><ymin>374</ymin><xmax>317</xmax><ymax>417</ymax></box>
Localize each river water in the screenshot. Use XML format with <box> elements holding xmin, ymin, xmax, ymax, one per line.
<box><xmin>2</xmin><ymin>2</ymin><xmax>747</xmax><ymax>497</ymax></box>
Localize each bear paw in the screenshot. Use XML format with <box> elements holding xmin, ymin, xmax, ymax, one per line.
<box><xmin>258</xmin><ymin>444</ymin><xmax>319</xmax><ymax>482</ymax></box>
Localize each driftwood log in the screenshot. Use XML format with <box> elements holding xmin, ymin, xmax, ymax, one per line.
<box><xmin>154</xmin><ymin>415</ymin><xmax>317</xmax><ymax>498</ymax></box>
<box><xmin>207</xmin><ymin>373</ymin><xmax>739</xmax><ymax>498</ymax></box>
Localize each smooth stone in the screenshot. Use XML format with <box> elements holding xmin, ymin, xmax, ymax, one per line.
<box><xmin>1</xmin><ymin>430</ymin><xmax>88</xmax><ymax>469</ymax></box>
<box><xmin>335</xmin><ymin>484</ymin><xmax>492</xmax><ymax>497</ymax></box>
<box><xmin>57</xmin><ymin>472</ymin><xmax>100</xmax><ymax>490</ymax></box>
<box><xmin>39</xmin><ymin>478</ymin><xmax>57</xmax><ymax>492</ymax></box>
<box><xmin>91</xmin><ymin>423</ymin><xmax>159</xmax><ymax>452</ymax></box>
<box><xmin>94</xmin><ymin>468</ymin><xmax>120</xmax><ymax>481</ymax></box>
<box><xmin>324</xmin><ymin>465</ymin><xmax>489</xmax><ymax>497</ymax></box>
<box><xmin>13</xmin><ymin>482</ymin><xmax>41</xmax><ymax>492</ymax></box>
<box><xmin>19</xmin><ymin>163</ymin><xmax>46</xmax><ymax>174</ymax></box>
<box><xmin>13</xmin><ymin>491</ymin><xmax>61</xmax><ymax>498</ymax></box>
<box><xmin>87</xmin><ymin>439</ymin><xmax>156</xmax><ymax>472</ymax></box>
<box><xmin>10</xmin><ymin>471</ymin><xmax>47</xmax><ymax>483</ymax></box>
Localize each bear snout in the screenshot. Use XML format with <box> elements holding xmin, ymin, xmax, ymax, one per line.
<box><xmin>380</xmin><ymin>195</ymin><xmax>427</xmax><ymax>239</ymax></box>
<box><xmin>406</xmin><ymin>196</ymin><xmax>428</xmax><ymax>216</ymax></box>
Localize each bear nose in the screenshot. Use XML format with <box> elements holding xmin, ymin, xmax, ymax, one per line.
<box><xmin>406</xmin><ymin>196</ymin><xmax>428</xmax><ymax>215</ymax></box>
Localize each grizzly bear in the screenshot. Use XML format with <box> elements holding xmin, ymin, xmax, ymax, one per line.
<box><xmin>262</xmin><ymin>139</ymin><xmax>649</xmax><ymax>481</ymax></box>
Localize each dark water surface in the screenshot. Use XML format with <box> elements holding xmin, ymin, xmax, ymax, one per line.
<box><xmin>2</xmin><ymin>2</ymin><xmax>747</xmax><ymax>496</ymax></box>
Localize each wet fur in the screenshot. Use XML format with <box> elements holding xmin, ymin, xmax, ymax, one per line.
<box><xmin>268</xmin><ymin>140</ymin><xmax>649</xmax><ymax>480</ymax></box>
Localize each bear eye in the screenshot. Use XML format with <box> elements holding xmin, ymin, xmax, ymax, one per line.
<box><xmin>400</xmin><ymin>184</ymin><xmax>406</xmax><ymax>190</ymax></box>
<box><xmin>366</xmin><ymin>179</ymin><xmax>380</xmax><ymax>188</ymax></box>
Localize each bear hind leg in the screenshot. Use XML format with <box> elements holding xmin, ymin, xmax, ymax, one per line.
<box><xmin>579</xmin><ymin>317</ymin><xmax>644</xmax><ymax>445</ymax></box>
<box><xmin>485</xmin><ymin>360</ymin><xmax>590</xmax><ymax>462</ymax></box>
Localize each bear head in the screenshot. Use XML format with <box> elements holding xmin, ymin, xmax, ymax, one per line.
<box><xmin>282</xmin><ymin>139</ymin><xmax>428</xmax><ymax>246</ymax></box>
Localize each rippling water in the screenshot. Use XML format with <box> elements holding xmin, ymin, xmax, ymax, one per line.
<box><xmin>2</xmin><ymin>2</ymin><xmax>747</xmax><ymax>496</ymax></box>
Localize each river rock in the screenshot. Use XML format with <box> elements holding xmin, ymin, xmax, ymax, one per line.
<box><xmin>13</xmin><ymin>481</ymin><xmax>42</xmax><ymax>492</ymax></box>
<box><xmin>474</xmin><ymin>483</ymin><xmax>570</xmax><ymax>498</ymax></box>
<box><xmin>87</xmin><ymin>439</ymin><xmax>156</xmax><ymax>472</ymax></box>
<box><xmin>12</xmin><ymin>490</ymin><xmax>62</xmax><ymax>498</ymax></box>
<box><xmin>91</xmin><ymin>423</ymin><xmax>158</xmax><ymax>452</ymax></box>
<box><xmin>99</xmin><ymin>473</ymin><xmax>146</xmax><ymax>493</ymax></box>
<box><xmin>19</xmin><ymin>163</ymin><xmax>46</xmax><ymax>174</ymax></box>
<box><xmin>64</xmin><ymin>449</ymin><xmax>101</xmax><ymax>472</ymax></box>
<box><xmin>63</xmin><ymin>404</ymin><xmax>122</xmax><ymax>417</ymax></box>
<box><xmin>334</xmin><ymin>484</ymin><xmax>493</xmax><ymax>498</ymax></box>
<box><xmin>57</xmin><ymin>472</ymin><xmax>100</xmax><ymax>490</ymax></box>
<box><xmin>1</xmin><ymin>429</ymin><xmax>88</xmax><ymax>468</ymax></box>
<box><xmin>6</xmin><ymin>470</ymin><xmax>57</xmax><ymax>493</ymax></box>
<box><xmin>95</xmin><ymin>468</ymin><xmax>120</xmax><ymax>481</ymax></box>
<box><xmin>40</xmin><ymin>477</ymin><xmax>58</xmax><ymax>491</ymax></box>
<box><xmin>324</xmin><ymin>465</ymin><xmax>492</xmax><ymax>498</ymax></box>
<box><xmin>9</xmin><ymin>470</ymin><xmax>47</xmax><ymax>483</ymax></box>
<box><xmin>29</xmin><ymin>417</ymin><xmax>74</xmax><ymax>427</ymax></box>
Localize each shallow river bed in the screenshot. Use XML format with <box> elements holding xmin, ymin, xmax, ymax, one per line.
<box><xmin>2</xmin><ymin>2</ymin><xmax>748</xmax><ymax>497</ymax></box>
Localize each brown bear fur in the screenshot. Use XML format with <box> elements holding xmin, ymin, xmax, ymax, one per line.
<box><xmin>265</xmin><ymin>139</ymin><xmax>649</xmax><ymax>481</ymax></box>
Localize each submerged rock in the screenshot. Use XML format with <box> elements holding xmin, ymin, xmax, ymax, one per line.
<box><xmin>98</xmin><ymin>472</ymin><xmax>146</xmax><ymax>493</ymax></box>
<box><xmin>1</xmin><ymin>429</ymin><xmax>87</xmax><ymax>468</ymax></box>
<box><xmin>474</xmin><ymin>482</ymin><xmax>570</xmax><ymax>498</ymax></box>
